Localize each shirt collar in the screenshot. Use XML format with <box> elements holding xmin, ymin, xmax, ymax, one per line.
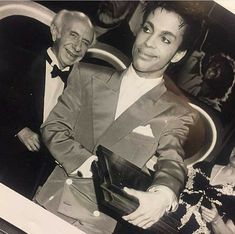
<box><xmin>47</xmin><ymin>48</ymin><xmax>70</xmax><ymax>71</ymax></box>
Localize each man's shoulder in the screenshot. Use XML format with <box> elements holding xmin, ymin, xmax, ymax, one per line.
<box><xmin>73</xmin><ymin>62</ymin><xmax>122</xmax><ymax>84</ymax></box>
<box><xmin>161</xmin><ymin>90</ymin><xmax>198</xmax><ymax>118</ymax></box>
<box><xmin>78</xmin><ymin>62</ymin><xmax>117</xmax><ymax>75</ymax></box>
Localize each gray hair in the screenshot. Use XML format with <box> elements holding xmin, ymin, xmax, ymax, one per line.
<box><xmin>51</xmin><ymin>9</ymin><xmax>96</xmax><ymax>46</ymax></box>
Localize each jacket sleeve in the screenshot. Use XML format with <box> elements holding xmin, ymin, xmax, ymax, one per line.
<box><xmin>41</xmin><ymin>64</ymin><xmax>93</xmax><ymax>174</ymax></box>
<box><xmin>151</xmin><ymin>109</ymin><xmax>199</xmax><ymax>198</ymax></box>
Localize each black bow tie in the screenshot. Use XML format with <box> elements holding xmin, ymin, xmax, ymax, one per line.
<box><xmin>51</xmin><ymin>65</ymin><xmax>71</xmax><ymax>85</ymax></box>
<box><xmin>46</xmin><ymin>52</ymin><xmax>71</xmax><ymax>87</ymax></box>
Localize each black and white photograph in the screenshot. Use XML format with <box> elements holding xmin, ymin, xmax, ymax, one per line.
<box><xmin>0</xmin><ymin>1</ymin><xmax>234</xmax><ymax>234</ymax></box>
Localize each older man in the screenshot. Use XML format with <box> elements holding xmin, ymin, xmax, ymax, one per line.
<box><xmin>17</xmin><ymin>10</ymin><xmax>94</xmax><ymax>152</ymax></box>
<box><xmin>37</xmin><ymin>2</ymin><xmax>202</xmax><ymax>234</ymax></box>
<box><xmin>0</xmin><ymin>10</ymin><xmax>94</xmax><ymax>198</ymax></box>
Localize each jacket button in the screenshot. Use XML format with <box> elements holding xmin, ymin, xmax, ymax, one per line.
<box><xmin>49</xmin><ymin>196</ymin><xmax>54</xmax><ymax>201</ymax></box>
<box><xmin>66</xmin><ymin>179</ymin><xmax>73</xmax><ymax>185</ymax></box>
<box><xmin>93</xmin><ymin>210</ymin><xmax>100</xmax><ymax>217</ymax></box>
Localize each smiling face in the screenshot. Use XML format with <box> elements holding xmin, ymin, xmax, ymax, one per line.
<box><xmin>53</xmin><ymin>16</ymin><xmax>94</xmax><ymax>69</ymax></box>
<box><xmin>132</xmin><ymin>8</ymin><xmax>187</xmax><ymax>78</ymax></box>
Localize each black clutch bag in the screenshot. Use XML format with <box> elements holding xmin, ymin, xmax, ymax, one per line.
<box><xmin>91</xmin><ymin>145</ymin><xmax>180</xmax><ymax>233</ymax></box>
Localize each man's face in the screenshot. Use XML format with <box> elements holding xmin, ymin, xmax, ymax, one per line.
<box><xmin>132</xmin><ymin>8</ymin><xmax>186</xmax><ymax>78</ymax></box>
<box><xmin>54</xmin><ymin>17</ymin><xmax>93</xmax><ymax>69</ymax></box>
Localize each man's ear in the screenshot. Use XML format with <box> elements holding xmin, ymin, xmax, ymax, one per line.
<box><xmin>171</xmin><ymin>50</ymin><xmax>187</xmax><ymax>63</ymax></box>
<box><xmin>50</xmin><ymin>24</ymin><xmax>60</xmax><ymax>42</ymax></box>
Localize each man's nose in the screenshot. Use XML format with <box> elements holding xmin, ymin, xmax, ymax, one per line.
<box><xmin>144</xmin><ymin>35</ymin><xmax>157</xmax><ymax>48</ymax></box>
<box><xmin>73</xmin><ymin>38</ymin><xmax>82</xmax><ymax>52</ymax></box>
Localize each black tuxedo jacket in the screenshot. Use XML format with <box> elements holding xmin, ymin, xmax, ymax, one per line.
<box><xmin>0</xmin><ymin>46</ymin><xmax>55</xmax><ymax>198</ymax></box>
<box><xmin>0</xmin><ymin>49</ymin><xmax>49</xmax><ymax>142</ymax></box>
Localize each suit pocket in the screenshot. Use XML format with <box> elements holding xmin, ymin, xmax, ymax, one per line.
<box><xmin>110</xmin><ymin>133</ymin><xmax>157</xmax><ymax>168</ymax></box>
<box><xmin>57</xmin><ymin>176</ymin><xmax>117</xmax><ymax>231</ymax></box>
<box><xmin>127</xmin><ymin>132</ymin><xmax>156</xmax><ymax>145</ymax></box>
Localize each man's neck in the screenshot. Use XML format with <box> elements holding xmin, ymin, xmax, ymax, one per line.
<box><xmin>132</xmin><ymin>66</ymin><xmax>165</xmax><ymax>80</ymax></box>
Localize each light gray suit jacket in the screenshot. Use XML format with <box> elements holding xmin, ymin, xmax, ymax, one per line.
<box><xmin>36</xmin><ymin>62</ymin><xmax>199</xmax><ymax>229</ymax></box>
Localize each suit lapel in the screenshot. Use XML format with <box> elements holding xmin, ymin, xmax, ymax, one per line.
<box><xmin>92</xmin><ymin>70</ymin><xmax>123</xmax><ymax>147</ymax></box>
<box><xmin>97</xmin><ymin>80</ymin><xmax>168</xmax><ymax>150</ymax></box>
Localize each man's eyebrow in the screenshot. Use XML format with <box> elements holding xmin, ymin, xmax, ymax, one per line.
<box><xmin>145</xmin><ymin>21</ymin><xmax>154</xmax><ymax>30</ymax></box>
<box><xmin>83</xmin><ymin>38</ymin><xmax>91</xmax><ymax>44</ymax></box>
<box><xmin>161</xmin><ymin>31</ymin><xmax>176</xmax><ymax>39</ymax></box>
<box><xmin>145</xmin><ymin>21</ymin><xmax>177</xmax><ymax>39</ymax></box>
<box><xmin>70</xmin><ymin>30</ymin><xmax>79</xmax><ymax>35</ymax></box>
<box><xmin>71</xmin><ymin>30</ymin><xmax>91</xmax><ymax>44</ymax></box>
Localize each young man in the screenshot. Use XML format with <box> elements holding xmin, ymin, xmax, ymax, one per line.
<box><xmin>0</xmin><ymin>10</ymin><xmax>94</xmax><ymax>198</ymax></box>
<box><xmin>36</xmin><ymin>2</ymin><xmax>201</xmax><ymax>233</ymax></box>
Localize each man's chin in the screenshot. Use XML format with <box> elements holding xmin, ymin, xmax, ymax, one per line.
<box><xmin>63</xmin><ymin>57</ymin><xmax>81</xmax><ymax>67</ymax></box>
<box><xmin>132</xmin><ymin>62</ymin><xmax>147</xmax><ymax>73</ymax></box>
<box><xmin>132</xmin><ymin>64</ymin><xmax>150</xmax><ymax>77</ymax></box>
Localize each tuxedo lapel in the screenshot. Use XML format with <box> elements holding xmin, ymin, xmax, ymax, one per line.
<box><xmin>97</xmin><ymin>80</ymin><xmax>168</xmax><ymax>150</ymax></box>
<box><xmin>92</xmin><ymin>70</ymin><xmax>123</xmax><ymax>147</ymax></box>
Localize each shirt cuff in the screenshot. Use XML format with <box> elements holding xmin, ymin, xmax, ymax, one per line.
<box><xmin>148</xmin><ymin>185</ymin><xmax>178</xmax><ymax>212</ymax></box>
<box><xmin>14</xmin><ymin>128</ymin><xmax>24</xmax><ymax>137</ymax></box>
<box><xmin>70</xmin><ymin>155</ymin><xmax>97</xmax><ymax>177</ymax></box>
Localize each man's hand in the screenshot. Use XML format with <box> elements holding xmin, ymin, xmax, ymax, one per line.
<box><xmin>17</xmin><ymin>127</ymin><xmax>40</xmax><ymax>151</ymax></box>
<box><xmin>122</xmin><ymin>187</ymin><xmax>170</xmax><ymax>229</ymax></box>
<box><xmin>201</xmin><ymin>203</ymin><xmax>220</xmax><ymax>223</ymax></box>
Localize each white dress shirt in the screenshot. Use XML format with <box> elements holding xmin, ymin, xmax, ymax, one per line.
<box><xmin>115</xmin><ymin>64</ymin><xmax>163</xmax><ymax>119</ymax></box>
<box><xmin>43</xmin><ymin>48</ymin><xmax>70</xmax><ymax>122</ymax></box>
